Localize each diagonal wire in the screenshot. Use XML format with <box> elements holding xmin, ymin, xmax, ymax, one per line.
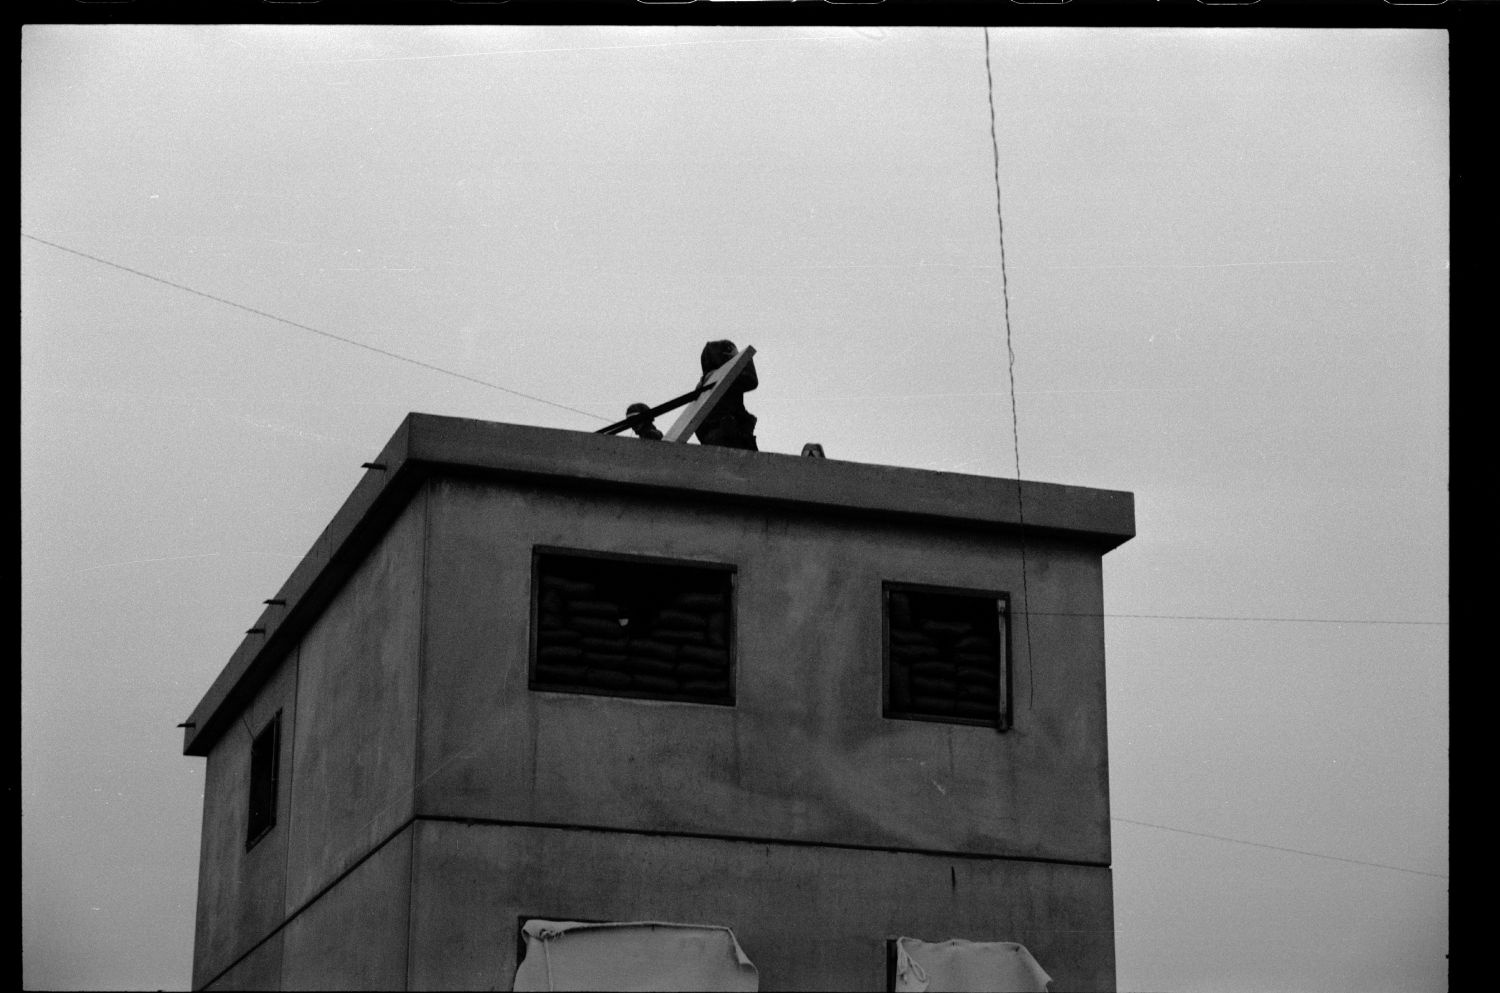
<box><xmin>1112</xmin><ymin>817</ymin><xmax>1449</xmax><ymax>879</ymax></box>
<box><xmin>1039</xmin><ymin>610</ymin><xmax>1447</xmax><ymax>627</ymax></box>
<box><xmin>983</xmin><ymin>28</ymin><xmax>1037</xmax><ymax>711</ymax></box>
<box><xmin>22</xmin><ymin>233</ymin><xmax>610</xmax><ymax>424</ymax></box>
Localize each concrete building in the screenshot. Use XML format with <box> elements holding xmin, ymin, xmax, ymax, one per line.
<box><xmin>182</xmin><ymin>414</ymin><xmax>1135</xmax><ymax>991</ymax></box>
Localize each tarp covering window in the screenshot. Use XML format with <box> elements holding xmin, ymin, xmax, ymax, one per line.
<box><xmin>893</xmin><ymin>937</ymin><xmax>1051</xmax><ymax>993</ymax></box>
<box><xmin>513</xmin><ymin>920</ymin><xmax>759</xmax><ymax>992</ymax></box>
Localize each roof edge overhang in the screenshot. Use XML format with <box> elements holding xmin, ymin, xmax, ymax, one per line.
<box><xmin>182</xmin><ymin>413</ymin><xmax>1135</xmax><ymax>756</ymax></box>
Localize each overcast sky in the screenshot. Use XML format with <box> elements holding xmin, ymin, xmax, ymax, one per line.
<box><xmin>21</xmin><ymin>24</ymin><xmax>1448</xmax><ymax>992</ymax></box>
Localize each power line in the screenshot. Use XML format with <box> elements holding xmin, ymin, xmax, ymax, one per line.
<box><xmin>24</xmin><ymin>237</ymin><xmax>1448</xmax><ymax>636</ymax></box>
<box><xmin>1035</xmin><ymin>610</ymin><xmax>1447</xmax><ymax>627</ymax></box>
<box><xmin>21</xmin><ymin>233</ymin><xmax>610</xmax><ymax>424</ymax></box>
<box><xmin>983</xmin><ymin>27</ymin><xmax>1037</xmax><ymax>712</ymax></box>
<box><xmin>1112</xmin><ymin>817</ymin><xmax>1449</xmax><ymax>880</ymax></box>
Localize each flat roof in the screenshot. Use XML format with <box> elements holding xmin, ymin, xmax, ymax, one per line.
<box><xmin>182</xmin><ymin>413</ymin><xmax>1135</xmax><ymax>755</ymax></box>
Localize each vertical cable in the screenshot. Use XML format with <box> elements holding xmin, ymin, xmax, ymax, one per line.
<box><xmin>983</xmin><ymin>27</ymin><xmax>1037</xmax><ymax>710</ymax></box>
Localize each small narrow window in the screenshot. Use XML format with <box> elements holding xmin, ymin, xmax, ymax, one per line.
<box><xmin>531</xmin><ymin>549</ymin><xmax>736</xmax><ymax>706</ymax></box>
<box><xmin>884</xmin><ymin>582</ymin><xmax>1009</xmax><ymax>729</ymax></box>
<box><xmin>246</xmin><ymin>710</ymin><xmax>281</xmax><ymax>850</ymax></box>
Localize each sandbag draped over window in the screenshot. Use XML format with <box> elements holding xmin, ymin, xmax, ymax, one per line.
<box><xmin>513</xmin><ymin>920</ymin><xmax>759</xmax><ymax>992</ymax></box>
<box><xmin>893</xmin><ymin>937</ymin><xmax>1051</xmax><ymax>993</ymax></box>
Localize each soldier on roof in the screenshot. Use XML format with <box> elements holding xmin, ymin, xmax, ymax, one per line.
<box><xmin>694</xmin><ymin>339</ymin><xmax>758</xmax><ymax>451</ymax></box>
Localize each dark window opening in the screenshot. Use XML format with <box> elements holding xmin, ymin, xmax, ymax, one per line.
<box><xmin>884</xmin><ymin>583</ymin><xmax>1009</xmax><ymax>729</ymax></box>
<box><xmin>531</xmin><ymin>549</ymin><xmax>735</xmax><ymax>705</ymax></box>
<box><xmin>246</xmin><ymin>710</ymin><xmax>281</xmax><ymax>850</ymax></box>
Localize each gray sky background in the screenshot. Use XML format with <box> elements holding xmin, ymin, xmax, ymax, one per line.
<box><xmin>21</xmin><ymin>25</ymin><xmax>1448</xmax><ymax>992</ymax></box>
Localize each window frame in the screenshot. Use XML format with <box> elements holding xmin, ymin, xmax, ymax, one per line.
<box><xmin>245</xmin><ymin>709</ymin><xmax>282</xmax><ymax>851</ymax></box>
<box><xmin>529</xmin><ymin>545</ymin><xmax>738</xmax><ymax>707</ymax></box>
<box><xmin>881</xmin><ymin>580</ymin><xmax>1011</xmax><ymax>730</ymax></box>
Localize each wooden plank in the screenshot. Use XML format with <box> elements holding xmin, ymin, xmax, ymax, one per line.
<box><xmin>663</xmin><ymin>345</ymin><xmax>757</xmax><ymax>443</ymax></box>
<box><xmin>594</xmin><ymin>387</ymin><xmax>705</xmax><ymax>435</ymax></box>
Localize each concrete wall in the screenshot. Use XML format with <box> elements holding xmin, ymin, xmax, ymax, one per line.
<box><xmin>193</xmin><ymin>456</ymin><xmax>1121</xmax><ymax>990</ymax></box>
<box><xmin>280</xmin><ymin>826</ymin><xmax>414</xmax><ymax>991</ymax></box>
<box><xmin>204</xmin><ymin>931</ymin><xmax>283</xmax><ymax>992</ymax></box>
<box><xmin>193</xmin><ymin>493</ymin><xmax>426</xmax><ymax>989</ymax></box>
<box><xmin>416</xmin><ymin>477</ymin><xmax>1111</xmax><ymax>864</ymax></box>
<box><xmin>284</xmin><ymin>490</ymin><xmax>425</xmax><ymax>911</ymax></box>
<box><xmin>406</xmin><ymin>818</ymin><xmax>1115</xmax><ymax>992</ymax></box>
<box><xmin>193</xmin><ymin>653</ymin><xmax>299</xmax><ymax>989</ymax></box>
<box><xmin>200</xmin><ymin>827</ymin><xmax>414</xmax><ymax>992</ymax></box>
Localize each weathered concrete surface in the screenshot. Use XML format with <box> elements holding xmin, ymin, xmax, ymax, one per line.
<box><xmin>281</xmin><ymin>826</ymin><xmax>413</xmax><ymax>991</ymax></box>
<box><xmin>204</xmin><ymin>930</ymin><xmax>283</xmax><ymax>992</ymax></box>
<box><xmin>404</xmin><ymin>415</ymin><xmax>1133</xmax><ymax>544</ymax></box>
<box><xmin>283</xmin><ymin>492</ymin><xmax>425</xmax><ymax>912</ymax></box>
<box><xmin>193</xmin><ymin>653</ymin><xmax>299</xmax><ymax>989</ymax></box>
<box><xmin>186</xmin><ymin>414</ymin><xmax>1132</xmax><ymax>990</ymax></box>
<box><xmin>417</xmin><ymin>477</ymin><xmax>1111</xmax><ymax>864</ymax></box>
<box><xmin>407</xmin><ymin>819</ymin><xmax>1115</xmax><ymax>992</ymax></box>
<box><xmin>184</xmin><ymin>415</ymin><xmax>1132</xmax><ymax>757</ymax></box>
